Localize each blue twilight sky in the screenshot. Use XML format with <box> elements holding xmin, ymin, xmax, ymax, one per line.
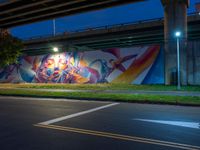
<box><xmin>11</xmin><ymin>0</ymin><xmax>198</xmax><ymax>39</ymax></box>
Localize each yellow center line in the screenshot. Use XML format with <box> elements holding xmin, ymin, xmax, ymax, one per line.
<box><xmin>34</xmin><ymin>124</ymin><xmax>200</xmax><ymax>150</ymax></box>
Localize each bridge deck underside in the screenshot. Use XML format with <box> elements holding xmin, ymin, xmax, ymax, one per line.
<box><xmin>0</xmin><ymin>0</ymin><xmax>142</xmax><ymax>28</ymax></box>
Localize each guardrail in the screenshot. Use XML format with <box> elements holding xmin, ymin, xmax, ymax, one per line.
<box><xmin>22</xmin><ymin>17</ymin><xmax>164</xmax><ymax>41</ymax></box>
<box><xmin>22</xmin><ymin>12</ymin><xmax>198</xmax><ymax>41</ymax></box>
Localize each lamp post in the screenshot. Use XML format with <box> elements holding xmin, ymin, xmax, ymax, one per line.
<box><xmin>175</xmin><ymin>31</ymin><xmax>181</xmax><ymax>90</ymax></box>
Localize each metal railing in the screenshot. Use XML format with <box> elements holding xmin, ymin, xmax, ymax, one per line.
<box><xmin>22</xmin><ymin>12</ymin><xmax>198</xmax><ymax>41</ymax></box>
<box><xmin>22</xmin><ymin>17</ymin><xmax>164</xmax><ymax>41</ymax></box>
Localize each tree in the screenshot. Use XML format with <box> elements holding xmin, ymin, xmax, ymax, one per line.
<box><xmin>0</xmin><ymin>33</ymin><xmax>23</xmax><ymax>67</ymax></box>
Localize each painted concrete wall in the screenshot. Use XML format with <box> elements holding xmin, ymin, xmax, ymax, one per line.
<box><xmin>188</xmin><ymin>40</ymin><xmax>200</xmax><ymax>85</ymax></box>
<box><xmin>0</xmin><ymin>45</ymin><xmax>165</xmax><ymax>84</ymax></box>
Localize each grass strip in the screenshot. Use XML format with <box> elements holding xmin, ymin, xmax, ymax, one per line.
<box><xmin>0</xmin><ymin>83</ymin><xmax>200</xmax><ymax>92</ymax></box>
<box><xmin>0</xmin><ymin>89</ymin><xmax>200</xmax><ymax>106</ymax></box>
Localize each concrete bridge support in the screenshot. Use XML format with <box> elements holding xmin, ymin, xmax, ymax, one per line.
<box><xmin>161</xmin><ymin>0</ymin><xmax>189</xmax><ymax>85</ymax></box>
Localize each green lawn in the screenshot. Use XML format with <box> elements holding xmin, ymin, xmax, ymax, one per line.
<box><xmin>0</xmin><ymin>88</ymin><xmax>200</xmax><ymax>106</ymax></box>
<box><xmin>1</xmin><ymin>83</ymin><xmax>200</xmax><ymax>91</ymax></box>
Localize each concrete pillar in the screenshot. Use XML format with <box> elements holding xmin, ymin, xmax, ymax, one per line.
<box><xmin>161</xmin><ymin>0</ymin><xmax>189</xmax><ymax>85</ymax></box>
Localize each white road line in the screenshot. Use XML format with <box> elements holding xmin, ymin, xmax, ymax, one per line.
<box><xmin>134</xmin><ymin>119</ymin><xmax>200</xmax><ymax>129</ymax></box>
<box><xmin>39</xmin><ymin>103</ymin><xmax>119</xmax><ymax>125</ymax></box>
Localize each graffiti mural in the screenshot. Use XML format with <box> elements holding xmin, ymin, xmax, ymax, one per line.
<box><xmin>0</xmin><ymin>45</ymin><xmax>164</xmax><ymax>84</ymax></box>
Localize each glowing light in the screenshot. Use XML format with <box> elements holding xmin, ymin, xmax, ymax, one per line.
<box><xmin>53</xmin><ymin>47</ymin><xmax>59</xmax><ymax>52</ymax></box>
<box><xmin>175</xmin><ymin>31</ymin><xmax>181</xmax><ymax>37</ymax></box>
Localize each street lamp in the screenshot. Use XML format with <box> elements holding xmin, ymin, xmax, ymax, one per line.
<box><xmin>175</xmin><ymin>31</ymin><xmax>181</xmax><ymax>90</ymax></box>
<box><xmin>53</xmin><ymin>47</ymin><xmax>59</xmax><ymax>52</ymax></box>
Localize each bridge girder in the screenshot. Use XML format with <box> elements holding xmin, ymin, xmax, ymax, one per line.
<box><xmin>0</xmin><ymin>0</ymin><xmax>143</xmax><ymax>28</ymax></box>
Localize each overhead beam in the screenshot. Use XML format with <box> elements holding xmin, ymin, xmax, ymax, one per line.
<box><xmin>91</xmin><ymin>40</ymin><xmax>164</xmax><ymax>49</ymax></box>
<box><xmin>0</xmin><ymin>0</ymin><xmax>55</xmax><ymax>15</ymax></box>
<box><xmin>0</xmin><ymin>0</ymin><xmax>21</xmax><ymax>7</ymax></box>
<box><xmin>0</xmin><ymin>0</ymin><xmax>144</xmax><ymax>28</ymax></box>
<box><xmin>0</xmin><ymin>0</ymin><xmax>87</xmax><ymax>22</ymax></box>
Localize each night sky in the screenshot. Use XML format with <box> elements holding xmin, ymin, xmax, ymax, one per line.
<box><xmin>11</xmin><ymin>0</ymin><xmax>198</xmax><ymax>39</ymax></box>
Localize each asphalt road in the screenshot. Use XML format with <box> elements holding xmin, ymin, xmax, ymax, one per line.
<box><xmin>0</xmin><ymin>96</ymin><xmax>200</xmax><ymax>150</ymax></box>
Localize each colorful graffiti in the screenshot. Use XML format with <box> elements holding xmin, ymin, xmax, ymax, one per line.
<box><xmin>0</xmin><ymin>45</ymin><xmax>164</xmax><ymax>84</ymax></box>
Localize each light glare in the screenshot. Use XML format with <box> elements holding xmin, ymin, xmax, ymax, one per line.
<box><xmin>175</xmin><ymin>31</ymin><xmax>181</xmax><ymax>37</ymax></box>
<box><xmin>53</xmin><ymin>47</ymin><xmax>59</xmax><ymax>52</ymax></box>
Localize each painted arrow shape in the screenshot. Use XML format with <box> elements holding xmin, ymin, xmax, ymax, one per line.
<box><xmin>133</xmin><ymin>119</ymin><xmax>200</xmax><ymax>129</ymax></box>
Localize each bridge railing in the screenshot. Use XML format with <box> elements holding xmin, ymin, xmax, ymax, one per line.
<box><xmin>22</xmin><ymin>12</ymin><xmax>198</xmax><ymax>41</ymax></box>
<box><xmin>22</xmin><ymin>17</ymin><xmax>164</xmax><ymax>41</ymax></box>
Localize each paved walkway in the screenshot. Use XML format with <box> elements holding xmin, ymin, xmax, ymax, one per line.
<box><xmin>2</xmin><ymin>87</ymin><xmax>200</xmax><ymax>97</ymax></box>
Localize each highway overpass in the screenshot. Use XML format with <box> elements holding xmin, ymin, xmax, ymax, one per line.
<box><xmin>23</xmin><ymin>14</ymin><xmax>200</xmax><ymax>56</ymax></box>
<box><xmin>0</xmin><ymin>0</ymin><xmax>199</xmax><ymax>85</ymax></box>
<box><xmin>0</xmin><ymin>0</ymin><xmax>143</xmax><ymax>28</ymax></box>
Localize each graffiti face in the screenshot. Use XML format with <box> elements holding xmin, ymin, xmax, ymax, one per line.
<box><xmin>37</xmin><ymin>53</ymin><xmax>68</xmax><ymax>83</ymax></box>
<box><xmin>45</xmin><ymin>54</ymin><xmax>67</xmax><ymax>71</ymax></box>
<box><xmin>0</xmin><ymin>46</ymin><xmax>164</xmax><ymax>84</ymax></box>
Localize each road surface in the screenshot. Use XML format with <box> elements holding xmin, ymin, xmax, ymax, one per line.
<box><xmin>0</xmin><ymin>96</ymin><xmax>199</xmax><ymax>150</ymax></box>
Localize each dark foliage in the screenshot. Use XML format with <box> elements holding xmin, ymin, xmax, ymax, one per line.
<box><xmin>0</xmin><ymin>35</ymin><xmax>23</xmax><ymax>67</ymax></box>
